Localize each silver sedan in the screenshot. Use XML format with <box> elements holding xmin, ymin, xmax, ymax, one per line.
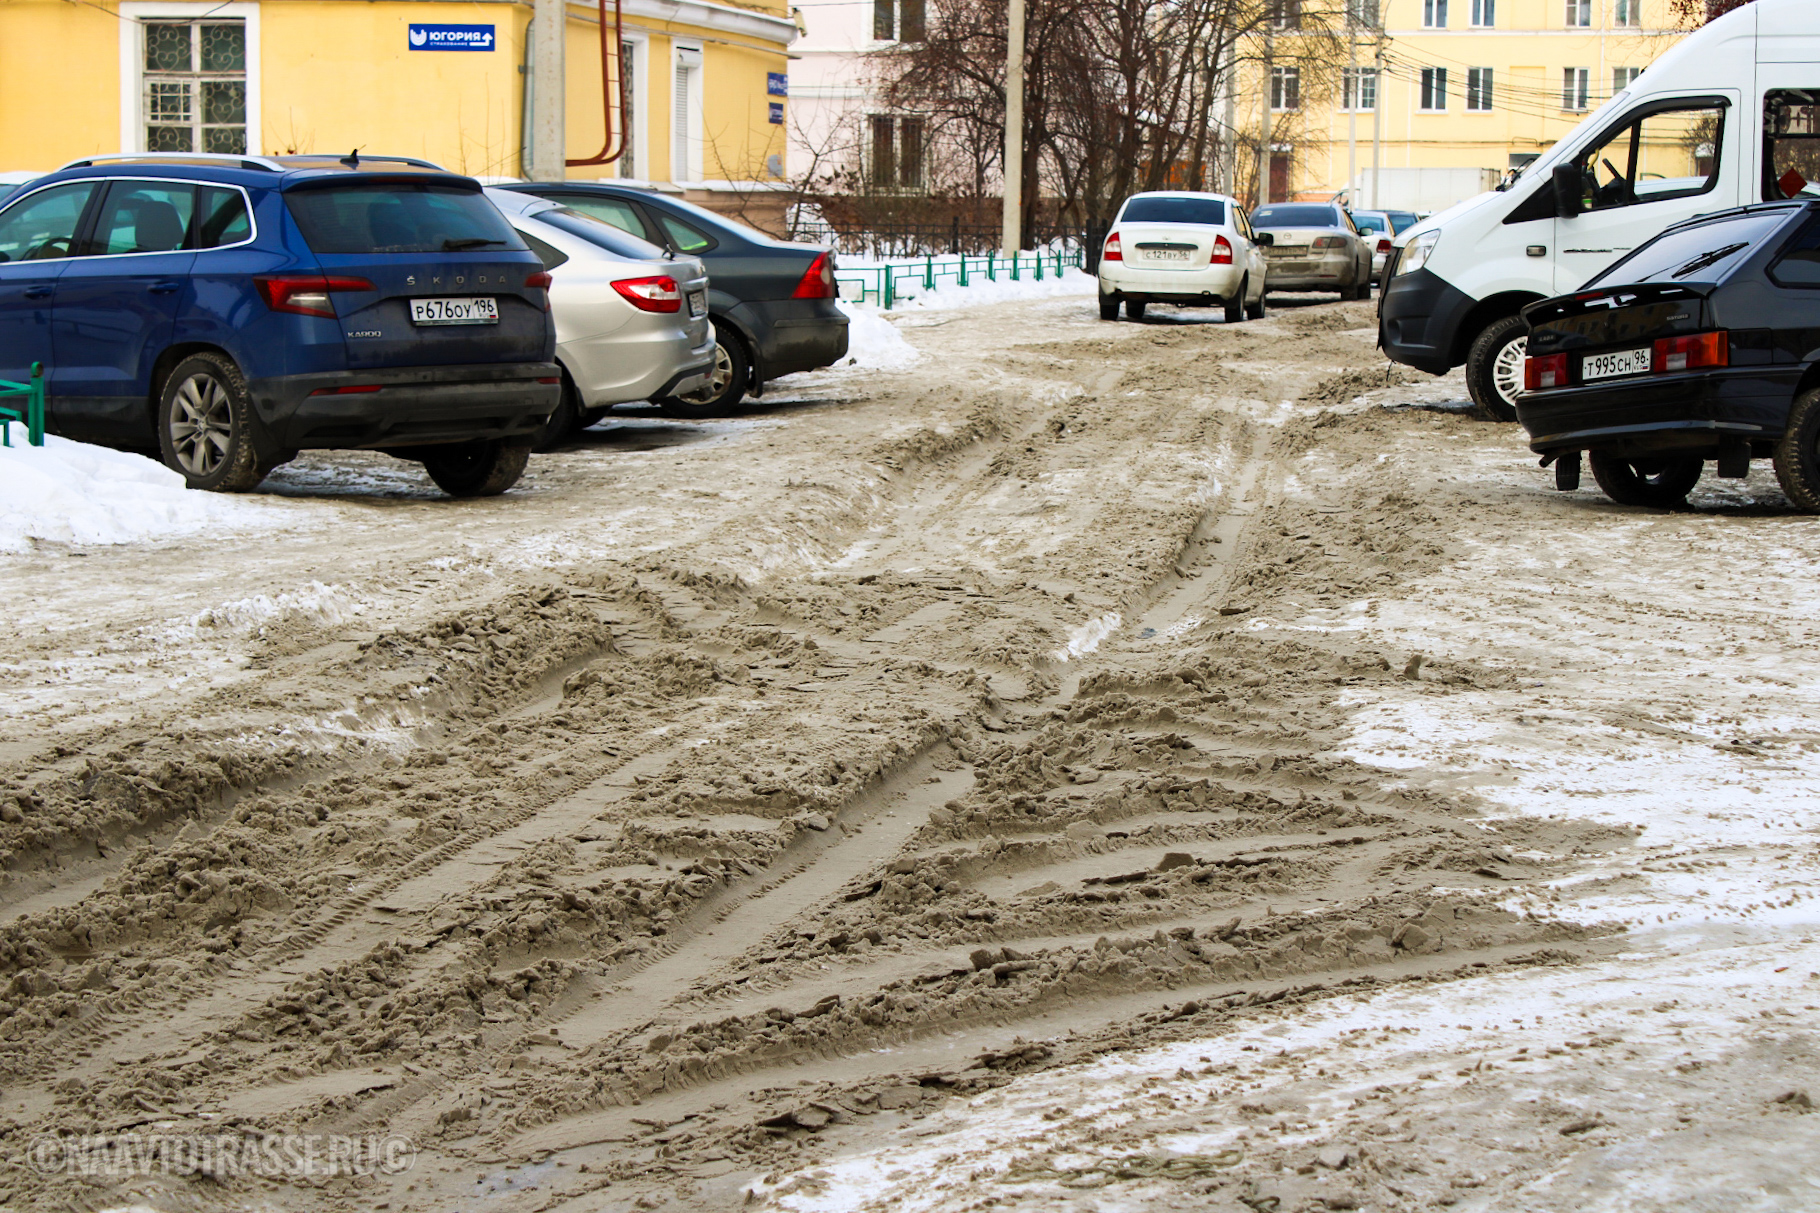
<box><xmin>1251</xmin><ymin>202</ymin><xmax>1375</xmax><ymax>300</ymax></box>
<box><xmin>486</xmin><ymin>188</ymin><xmax>716</xmax><ymax>449</ymax></box>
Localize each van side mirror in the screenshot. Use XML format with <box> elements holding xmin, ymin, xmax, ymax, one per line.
<box><xmin>1256</xmin><ymin>231</ymin><xmax>1275</xmax><ymax>247</ymax></box>
<box><xmin>1553</xmin><ymin>164</ymin><xmax>1584</xmax><ymax>219</ymax></box>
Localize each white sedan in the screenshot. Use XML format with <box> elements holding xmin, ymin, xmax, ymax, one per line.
<box><xmin>486</xmin><ymin>188</ymin><xmax>716</xmax><ymax>449</ymax></box>
<box><xmin>1096</xmin><ymin>191</ymin><xmax>1270</xmax><ymax>323</ymax></box>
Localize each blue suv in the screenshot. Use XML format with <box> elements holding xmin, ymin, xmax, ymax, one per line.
<box><xmin>0</xmin><ymin>154</ymin><xmax>561</xmax><ymax>495</ymax></box>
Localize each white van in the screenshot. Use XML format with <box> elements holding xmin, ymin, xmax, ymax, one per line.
<box><xmin>1379</xmin><ymin>0</ymin><xmax>1820</xmax><ymax>419</ymax></box>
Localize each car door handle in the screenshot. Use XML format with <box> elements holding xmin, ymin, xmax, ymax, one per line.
<box><xmin>149</xmin><ymin>281</ymin><xmax>181</xmax><ymax>295</ymax></box>
<box><xmin>22</xmin><ymin>285</ymin><xmax>51</xmax><ymax>300</ymax></box>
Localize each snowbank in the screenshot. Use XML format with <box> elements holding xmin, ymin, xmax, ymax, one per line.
<box><xmin>890</xmin><ymin>266</ymin><xmax>1098</xmax><ymax>311</ymax></box>
<box><xmin>830</xmin><ymin>300</ymin><xmax>921</xmax><ymax>370</ymax></box>
<box><xmin>0</xmin><ymin>436</ymin><xmax>289</xmax><ymax>553</ymax></box>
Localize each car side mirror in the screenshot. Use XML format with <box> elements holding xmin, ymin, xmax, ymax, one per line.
<box><xmin>1553</xmin><ymin>164</ymin><xmax>1584</xmax><ymax>220</ymax></box>
<box><xmin>1256</xmin><ymin>231</ymin><xmax>1275</xmax><ymax>247</ymax></box>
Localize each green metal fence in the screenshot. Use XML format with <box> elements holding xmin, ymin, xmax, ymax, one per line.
<box><xmin>0</xmin><ymin>362</ymin><xmax>44</xmax><ymax>448</ymax></box>
<box><xmin>834</xmin><ymin>247</ymin><xmax>1087</xmax><ymax>309</ymax></box>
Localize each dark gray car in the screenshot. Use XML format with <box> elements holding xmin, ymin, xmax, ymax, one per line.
<box><xmin>498</xmin><ymin>183</ymin><xmax>848</xmax><ymax>416</ymax></box>
<box><xmin>1252</xmin><ymin>203</ymin><xmax>1375</xmax><ymax>300</ymax></box>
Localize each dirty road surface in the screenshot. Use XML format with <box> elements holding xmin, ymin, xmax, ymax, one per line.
<box><xmin>2</xmin><ymin>294</ymin><xmax>1816</xmax><ymax>1213</ymax></box>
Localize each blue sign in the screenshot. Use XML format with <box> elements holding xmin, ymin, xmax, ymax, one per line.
<box><xmin>768</xmin><ymin>102</ymin><xmax>784</xmax><ymax>125</ymax></box>
<box><xmin>408</xmin><ymin>24</ymin><xmax>496</xmax><ymax>51</ymax></box>
<box><xmin>767</xmin><ymin>72</ymin><xmax>788</xmax><ymax>97</ymax></box>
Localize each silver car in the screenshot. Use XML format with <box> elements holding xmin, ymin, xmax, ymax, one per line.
<box><xmin>1251</xmin><ymin>202</ymin><xmax>1375</xmax><ymax>300</ymax></box>
<box><xmin>486</xmin><ymin>188</ymin><xmax>716</xmax><ymax>448</ymax></box>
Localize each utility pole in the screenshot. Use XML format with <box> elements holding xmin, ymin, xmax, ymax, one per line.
<box><xmin>530</xmin><ymin>0</ymin><xmax>566</xmax><ymax>181</ymax></box>
<box><xmin>1256</xmin><ymin>24</ymin><xmax>1273</xmax><ymax>206</ymax></box>
<box><xmin>1001</xmin><ymin>0</ymin><xmax>1025</xmax><ymax>256</ymax></box>
<box><xmin>1346</xmin><ymin>2</ymin><xmax>1357</xmax><ymax>206</ymax></box>
<box><xmin>1220</xmin><ymin>41</ymin><xmax>1236</xmax><ymax>196</ymax></box>
<box><xmin>1370</xmin><ymin>36</ymin><xmax>1384</xmax><ymax>209</ymax></box>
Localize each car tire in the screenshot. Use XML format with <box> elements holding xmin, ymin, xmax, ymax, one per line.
<box><xmin>1099</xmin><ymin>293</ymin><xmax>1120</xmax><ymax>320</ymax></box>
<box><xmin>420</xmin><ymin>440</ymin><xmax>532</xmax><ymax>497</ymax></box>
<box><xmin>1773</xmin><ymin>387</ymin><xmax>1820</xmax><ymax>512</ymax></box>
<box><xmin>1588</xmin><ymin>452</ymin><xmax>1702</xmax><ymax>508</ymax></box>
<box><xmin>530</xmin><ymin>372</ymin><xmax>581</xmax><ymax>453</ymax></box>
<box><xmin>1465</xmin><ymin>314</ymin><xmax>1528</xmax><ymax>422</ymax></box>
<box><xmin>1224</xmin><ymin>279</ymin><xmax>1246</xmax><ymax>323</ymax></box>
<box><xmin>1125</xmin><ymin>299</ymin><xmax>1147</xmax><ymax>320</ymax></box>
<box><xmin>577</xmin><ymin>405</ymin><xmax>609</xmax><ymax>430</ymax></box>
<box><xmin>657</xmin><ymin>320</ymin><xmax>749</xmax><ymax>418</ymax></box>
<box><xmin>157</xmin><ymin>352</ymin><xmax>267</xmax><ymax>493</ymax></box>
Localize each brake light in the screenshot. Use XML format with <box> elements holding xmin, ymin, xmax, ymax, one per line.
<box><xmin>1313</xmin><ymin>235</ymin><xmax>1348</xmax><ymax>249</ymax></box>
<box><xmin>525</xmin><ymin>272</ymin><xmax>553</xmax><ymax>290</ymax></box>
<box><xmin>254</xmin><ymin>275</ymin><xmax>375</xmax><ymax>318</ymax></box>
<box><xmin>612</xmin><ymin>275</ymin><xmax>682</xmax><ymax>313</ymax></box>
<box><xmin>792</xmin><ymin>252</ymin><xmax>836</xmax><ymax>299</ymax></box>
<box><xmin>307</xmin><ymin>384</ymin><xmax>382</xmax><ymax>396</ymax></box>
<box><xmin>1211</xmin><ymin>235</ymin><xmax>1233</xmax><ymax>265</ymax></box>
<box><xmin>535</xmin><ymin>376</ymin><xmax>561</xmax><ymax>384</ymax></box>
<box><xmin>1103</xmin><ymin>232</ymin><xmax>1123</xmax><ymax>262</ymax></box>
<box><xmin>1653</xmin><ymin>331</ymin><xmax>1728</xmax><ymax>373</ymax></box>
<box><xmin>1377</xmin><ymin>238</ymin><xmax>1393</xmax><ymax>254</ymax></box>
<box><xmin>1524</xmin><ymin>353</ymin><xmax>1569</xmax><ymax>391</ymax></box>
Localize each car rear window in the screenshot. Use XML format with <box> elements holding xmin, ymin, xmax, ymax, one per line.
<box><xmin>1588</xmin><ymin>212</ymin><xmax>1787</xmax><ymax>287</ymax></box>
<box><xmin>1769</xmin><ymin>213</ymin><xmax>1820</xmax><ymax>287</ymax></box>
<box><xmin>536</xmin><ymin>208</ymin><xmax>668</xmax><ymax>260</ymax></box>
<box><xmin>285</xmin><ymin>182</ymin><xmax>524</xmax><ymax>254</ymax></box>
<box><xmin>1120</xmin><ymin>196</ymin><xmax>1226</xmax><ymax>226</ymax></box>
<box><xmin>1387</xmin><ymin>212</ymin><xmax>1419</xmax><ymax>232</ymax></box>
<box><xmin>1351</xmin><ymin>213</ymin><xmax>1388</xmax><ymax>234</ymax></box>
<box><xmin>1253</xmin><ymin>204</ymin><xmax>1340</xmax><ymax>228</ymax></box>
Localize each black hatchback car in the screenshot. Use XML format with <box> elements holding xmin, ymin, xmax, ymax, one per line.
<box><xmin>497</xmin><ymin>183</ymin><xmax>848</xmax><ymax>416</ymax></box>
<box><xmin>1518</xmin><ymin>199</ymin><xmax>1820</xmax><ymax>509</ymax></box>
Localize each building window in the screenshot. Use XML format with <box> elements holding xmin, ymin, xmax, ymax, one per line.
<box><xmin>1565</xmin><ymin>0</ymin><xmax>1591</xmax><ymax>27</ymax></box>
<box><xmin>141</xmin><ymin>18</ymin><xmax>246</xmax><ymax>153</ymax></box>
<box><xmin>1466</xmin><ymin>67</ymin><xmax>1494</xmax><ymax>111</ymax></box>
<box><xmin>1613</xmin><ymin>66</ymin><xmax>1641</xmax><ymax>95</ymax></box>
<box><xmin>1614</xmin><ymin>0</ymin><xmax>1640</xmax><ymax>25</ymax></box>
<box><xmin>1271</xmin><ymin>67</ymin><xmax>1301</xmax><ymax>112</ymax></box>
<box><xmin>1420</xmin><ymin>67</ymin><xmax>1448</xmax><ymax>112</ymax></box>
<box><xmin>874</xmin><ymin>0</ymin><xmax>925</xmax><ymax>41</ymax></box>
<box><xmin>1347</xmin><ymin>0</ymin><xmax>1379</xmax><ymax>27</ymax></box>
<box><xmin>1563</xmin><ymin>66</ymin><xmax>1591</xmax><ymax>110</ymax></box>
<box><xmin>868</xmin><ymin>115</ymin><xmax>925</xmax><ymax>189</ymax></box>
<box><xmin>672</xmin><ymin>46</ymin><xmax>701</xmax><ymax>182</ymax></box>
<box><xmin>1470</xmin><ymin>0</ymin><xmax>1495</xmax><ymax>26</ymax></box>
<box><xmin>1342</xmin><ymin>67</ymin><xmax>1378</xmax><ymax>111</ymax></box>
<box><xmin>618</xmin><ymin>42</ymin><xmax>638</xmax><ymax>179</ymax></box>
<box><xmin>1423</xmin><ymin>0</ymin><xmax>1448</xmax><ymax>28</ymax></box>
<box><xmin>1270</xmin><ymin>0</ymin><xmax>1300</xmax><ymax>28</ymax></box>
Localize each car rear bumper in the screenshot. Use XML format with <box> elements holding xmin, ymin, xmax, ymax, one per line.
<box><xmin>736</xmin><ymin>298</ymin><xmax>849</xmax><ymax>381</ymax></box>
<box><xmin>1516</xmin><ymin>367</ymin><xmax>1800</xmax><ymax>458</ymax></box>
<box><xmin>564</xmin><ymin>329</ymin><xmax>716</xmax><ymax>406</ymax></box>
<box><xmin>249</xmin><ymin>363</ymin><xmax>563</xmax><ymax>451</ymax></box>
<box><xmin>1379</xmin><ymin>266</ymin><xmax>1472</xmax><ymax>375</ymax></box>
<box><xmin>1098</xmin><ymin>264</ymin><xmax>1244</xmax><ymax>298</ymax></box>
<box><xmin>1263</xmin><ymin>251</ymin><xmax>1359</xmax><ymax>290</ymax></box>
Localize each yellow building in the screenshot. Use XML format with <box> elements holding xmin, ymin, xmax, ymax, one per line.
<box><xmin>1267</xmin><ymin>0</ymin><xmax>1688</xmax><ymax>209</ymax></box>
<box><xmin>0</xmin><ymin>0</ymin><xmax>796</xmax><ymax>212</ymax></box>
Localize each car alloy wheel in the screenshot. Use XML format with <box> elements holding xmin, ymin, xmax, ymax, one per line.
<box><xmin>168</xmin><ymin>371</ymin><xmax>234</xmax><ymax>478</ymax></box>
<box><xmin>1491</xmin><ymin>334</ymin><xmax>1527</xmax><ymax>411</ymax></box>
<box><xmin>680</xmin><ymin>340</ymin><xmax>736</xmax><ymax>406</ymax></box>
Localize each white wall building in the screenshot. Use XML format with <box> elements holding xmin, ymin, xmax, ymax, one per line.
<box><xmin>787</xmin><ymin>0</ymin><xmax>925</xmax><ymax>187</ymax></box>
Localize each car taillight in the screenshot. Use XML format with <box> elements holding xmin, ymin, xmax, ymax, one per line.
<box><xmin>1524</xmin><ymin>353</ymin><xmax>1569</xmax><ymax>391</ymax></box>
<box><xmin>1313</xmin><ymin>235</ymin><xmax>1349</xmax><ymax>249</ymax></box>
<box><xmin>1102</xmin><ymin>232</ymin><xmax>1123</xmax><ymax>262</ymax></box>
<box><xmin>254</xmin><ymin>275</ymin><xmax>374</xmax><ymax>318</ymax></box>
<box><xmin>1211</xmin><ymin>235</ymin><xmax>1233</xmax><ymax>265</ymax></box>
<box><xmin>1377</xmin><ymin>238</ymin><xmax>1393</xmax><ymax>254</ymax></box>
<box><xmin>1653</xmin><ymin>331</ymin><xmax>1728</xmax><ymax>373</ymax></box>
<box><xmin>536</xmin><ymin>376</ymin><xmax>561</xmax><ymax>384</ymax></box>
<box><xmin>525</xmin><ymin>272</ymin><xmax>553</xmax><ymax>289</ymax></box>
<box><xmin>792</xmin><ymin>252</ymin><xmax>836</xmax><ymax>299</ymax></box>
<box><xmin>612</xmin><ymin>275</ymin><xmax>683</xmax><ymax>313</ymax></box>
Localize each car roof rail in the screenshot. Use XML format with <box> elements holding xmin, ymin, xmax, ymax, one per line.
<box><xmin>284</xmin><ymin>153</ymin><xmax>449</xmax><ymax>171</ymax></box>
<box><xmin>56</xmin><ymin>151</ymin><xmax>286</xmax><ymax>172</ymax></box>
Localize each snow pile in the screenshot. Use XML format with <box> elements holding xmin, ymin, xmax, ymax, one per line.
<box><xmin>832</xmin><ymin>300</ymin><xmax>921</xmax><ymax>370</ymax></box>
<box><xmin>0</xmin><ymin>436</ymin><xmax>288</xmax><ymax>553</ymax></box>
<box><xmin>190</xmin><ymin>581</ymin><xmax>366</xmax><ymax>634</ymax></box>
<box><xmin>891</xmin><ymin>266</ymin><xmax>1098</xmax><ymax>311</ymax></box>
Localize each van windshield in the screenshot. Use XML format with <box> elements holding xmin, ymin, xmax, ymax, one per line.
<box><xmin>1121</xmin><ymin>196</ymin><xmax>1226</xmax><ymax>226</ymax></box>
<box><xmin>1587</xmin><ymin>212</ymin><xmax>1786</xmax><ymax>287</ymax></box>
<box><xmin>286</xmin><ymin>182</ymin><xmax>525</xmax><ymax>254</ymax></box>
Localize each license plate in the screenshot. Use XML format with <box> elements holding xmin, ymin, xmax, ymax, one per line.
<box><xmin>1268</xmin><ymin>245</ymin><xmax>1307</xmax><ymax>256</ymax></box>
<box><xmin>1275</xmin><ymin>262</ymin><xmax>1313</xmax><ymax>274</ymax></box>
<box><xmin>410</xmin><ymin>297</ymin><xmax>498</xmax><ymax>326</ymax></box>
<box><xmin>1144</xmin><ymin>249</ymin><xmax>1191</xmax><ymax>262</ymax></box>
<box><xmin>687</xmin><ymin>290</ymin><xmax>707</xmax><ymax>317</ymax></box>
<box><xmin>1582</xmin><ymin>347</ymin><xmax>1652</xmax><ymax>381</ymax></box>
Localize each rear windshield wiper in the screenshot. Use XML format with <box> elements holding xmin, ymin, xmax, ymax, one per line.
<box><xmin>443</xmin><ymin>237</ymin><xmax>507</xmax><ymax>251</ymax></box>
<box><xmin>1672</xmin><ymin>242</ymin><xmax>1749</xmax><ymax>279</ymax></box>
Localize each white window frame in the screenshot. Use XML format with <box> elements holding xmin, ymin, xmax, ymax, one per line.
<box><xmin>618</xmin><ymin>33</ymin><xmax>649</xmax><ymax>180</ymax></box>
<box><xmin>1612</xmin><ymin>65</ymin><xmax>1642</xmax><ymax>95</ymax></box>
<box><xmin>1341</xmin><ymin>67</ymin><xmax>1378</xmax><ymax>112</ymax></box>
<box><xmin>1466</xmin><ymin>67</ymin><xmax>1493</xmax><ymax>112</ymax></box>
<box><xmin>1270</xmin><ymin>66</ymin><xmax>1301</xmax><ymax>112</ymax></box>
<box><xmin>1420</xmin><ymin>67</ymin><xmax>1448</xmax><ymax>113</ymax></box>
<box><xmin>119</xmin><ymin>2</ymin><xmax>261</xmax><ymax>156</ymax></box>
<box><xmin>1563</xmin><ymin>66</ymin><xmax>1590</xmax><ymax>110</ymax></box>
<box><xmin>1423</xmin><ymin>0</ymin><xmax>1448</xmax><ymax>28</ymax></box>
<box><xmin>1470</xmin><ymin>0</ymin><xmax>1495</xmax><ymax>27</ymax></box>
<box><xmin>1565</xmin><ymin>0</ymin><xmax>1591</xmax><ymax>27</ymax></box>
<box><xmin>1613</xmin><ymin>0</ymin><xmax>1640</xmax><ymax>26</ymax></box>
<box><xmin>671</xmin><ymin>40</ymin><xmax>704</xmax><ymax>184</ymax></box>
